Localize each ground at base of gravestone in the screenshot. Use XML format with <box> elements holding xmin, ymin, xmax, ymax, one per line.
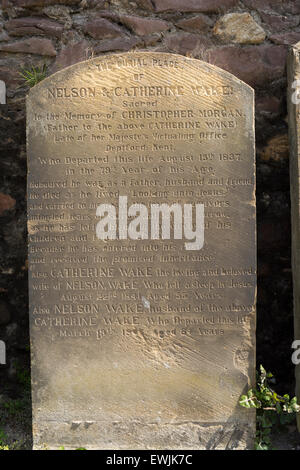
<box><xmin>271</xmin><ymin>424</ymin><xmax>300</xmax><ymax>450</ymax></box>
<box><xmin>1</xmin><ymin>395</ymin><xmax>300</xmax><ymax>451</ymax></box>
<box><xmin>0</xmin><ymin>392</ymin><xmax>32</xmax><ymax>450</ymax></box>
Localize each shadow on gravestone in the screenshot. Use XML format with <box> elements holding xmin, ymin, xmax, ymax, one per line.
<box><xmin>26</xmin><ymin>52</ymin><xmax>256</xmax><ymax>450</ymax></box>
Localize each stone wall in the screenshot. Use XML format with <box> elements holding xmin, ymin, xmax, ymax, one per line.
<box><xmin>0</xmin><ymin>0</ymin><xmax>298</xmax><ymax>397</ymax></box>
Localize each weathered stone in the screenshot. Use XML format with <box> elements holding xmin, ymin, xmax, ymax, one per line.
<box><xmin>259</xmin><ymin>134</ymin><xmax>289</xmax><ymax>163</ymax></box>
<box><xmin>270</xmin><ymin>32</ymin><xmax>300</xmax><ymax>46</ymax></box>
<box><xmin>0</xmin><ymin>63</ymin><xmax>23</xmax><ymax>93</ymax></box>
<box><xmin>0</xmin><ymin>301</ymin><xmax>10</xmax><ymax>326</ymax></box>
<box><xmin>135</xmin><ymin>0</ymin><xmax>155</xmax><ymax>10</ymax></box>
<box><xmin>143</xmin><ymin>34</ymin><xmax>164</xmax><ymax>47</ymax></box>
<box><xmin>5</xmin><ymin>17</ymin><xmax>64</xmax><ymax>38</ymax></box>
<box><xmin>51</xmin><ymin>40</ymin><xmax>90</xmax><ymax>73</ymax></box>
<box><xmin>82</xmin><ymin>0</ymin><xmax>105</xmax><ymax>7</ymax></box>
<box><xmin>0</xmin><ymin>29</ymin><xmax>9</xmax><ymax>42</ymax></box>
<box><xmin>83</xmin><ymin>17</ymin><xmax>125</xmax><ymax>39</ymax></box>
<box><xmin>8</xmin><ymin>0</ymin><xmax>80</xmax><ymax>6</ymax></box>
<box><xmin>32</xmin><ymin>420</ymin><xmax>255</xmax><ymax>449</ymax></box>
<box><xmin>94</xmin><ymin>36</ymin><xmax>142</xmax><ymax>53</ymax></box>
<box><xmin>95</xmin><ymin>11</ymin><xmax>120</xmax><ymax>22</ymax></box>
<box><xmin>260</xmin><ymin>11</ymin><xmax>300</xmax><ymax>32</ymax></box>
<box><xmin>153</xmin><ymin>0</ymin><xmax>238</xmax><ymax>13</ymax></box>
<box><xmin>176</xmin><ymin>14</ymin><xmax>213</xmax><ymax>32</ymax></box>
<box><xmin>288</xmin><ymin>41</ymin><xmax>300</xmax><ymax>432</ymax></box>
<box><xmin>0</xmin><ymin>193</ymin><xmax>15</xmax><ymax>215</ymax></box>
<box><xmin>0</xmin><ymin>55</ymin><xmax>50</xmax><ymax>97</ymax></box>
<box><xmin>27</xmin><ymin>51</ymin><xmax>256</xmax><ymax>450</ymax></box>
<box><xmin>0</xmin><ymin>38</ymin><xmax>56</xmax><ymax>56</ymax></box>
<box><xmin>213</xmin><ymin>13</ymin><xmax>266</xmax><ymax>44</ymax></box>
<box><xmin>164</xmin><ymin>32</ymin><xmax>212</xmax><ymax>55</ymax></box>
<box><xmin>1</xmin><ymin>0</ymin><xmax>10</xmax><ymax>9</ymax></box>
<box><xmin>208</xmin><ymin>45</ymin><xmax>286</xmax><ymax>87</ymax></box>
<box><xmin>120</xmin><ymin>15</ymin><xmax>170</xmax><ymax>36</ymax></box>
<box><xmin>71</xmin><ymin>13</ymin><xmax>90</xmax><ymax>29</ymax></box>
<box><xmin>43</xmin><ymin>5</ymin><xmax>72</xmax><ymax>24</ymax></box>
<box><xmin>243</xmin><ymin>0</ymin><xmax>300</xmax><ymax>15</ymax></box>
<box><xmin>256</xmin><ymin>95</ymin><xmax>282</xmax><ymax>116</ymax></box>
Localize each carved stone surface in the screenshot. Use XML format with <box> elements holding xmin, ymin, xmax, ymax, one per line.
<box><xmin>288</xmin><ymin>42</ymin><xmax>300</xmax><ymax>432</ymax></box>
<box><xmin>27</xmin><ymin>52</ymin><xmax>256</xmax><ymax>449</ymax></box>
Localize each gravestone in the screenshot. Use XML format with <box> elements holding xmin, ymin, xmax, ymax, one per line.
<box><xmin>27</xmin><ymin>52</ymin><xmax>256</xmax><ymax>449</ymax></box>
<box><xmin>288</xmin><ymin>41</ymin><xmax>300</xmax><ymax>431</ymax></box>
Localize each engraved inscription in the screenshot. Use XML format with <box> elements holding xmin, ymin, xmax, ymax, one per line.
<box><xmin>27</xmin><ymin>52</ymin><xmax>256</xmax><ymax>450</ymax></box>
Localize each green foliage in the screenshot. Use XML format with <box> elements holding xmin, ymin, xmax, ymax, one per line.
<box><xmin>16</xmin><ymin>367</ymin><xmax>30</xmax><ymax>390</ymax></box>
<box><xmin>0</xmin><ymin>429</ymin><xmax>7</xmax><ymax>444</ymax></box>
<box><xmin>239</xmin><ymin>365</ymin><xmax>300</xmax><ymax>450</ymax></box>
<box><xmin>0</xmin><ymin>429</ymin><xmax>9</xmax><ymax>450</ymax></box>
<box><xmin>13</xmin><ymin>361</ymin><xmax>31</xmax><ymax>391</ymax></box>
<box><xmin>0</xmin><ymin>361</ymin><xmax>31</xmax><ymax>450</ymax></box>
<box><xmin>3</xmin><ymin>399</ymin><xmax>25</xmax><ymax>417</ymax></box>
<box><xmin>59</xmin><ymin>446</ymin><xmax>87</xmax><ymax>450</ymax></box>
<box><xmin>19</xmin><ymin>64</ymin><xmax>47</xmax><ymax>88</ymax></box>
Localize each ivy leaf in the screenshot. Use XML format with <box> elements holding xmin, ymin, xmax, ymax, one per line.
<box><xmin>239</xmin><ymin>393</ymin><xmax>261</xmax><ymax>409</ymax></box>
<box><xmin>255</xmin><ymin>441</ymin><xmax>269</xmax><ymax>451</ymax></box>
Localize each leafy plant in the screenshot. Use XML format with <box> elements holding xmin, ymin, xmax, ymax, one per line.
<box><xmin>13</xmin><ymin>361</ymin><xmax>31</xmax><ymax>391</ymax></box>
<box><xmin>19</xmin><ymin>64</ymin><xmax>47</xmax><ymax>88</ymax></box>
<box><xmin>0</xmin><ymin>429</ymin><xmax>9</xmax><ymax>450</ymax></box>
<box><xmin>59</xmin><ymin>446</ymin><xmax>87</xmax><ymax>450</ymax></box>
<box><xmin>3</xmin><ymin>398</ymin><xmax>25</xmax><ymax>417</ymax></box>
<box><xmin>239</xmin><ymin>365</ymin><xmax>300</xmax><ymax>450</ymax></box>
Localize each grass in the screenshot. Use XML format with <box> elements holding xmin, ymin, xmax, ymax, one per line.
<box><xmin>0</xmin><ymin>362</ymin><xmax>32</xmax><ymax>450</ymax></box>
<box><xmin>19</xmin><ymin>64</ymin><xmax>47</xmax><ymax>88</ymax></box>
